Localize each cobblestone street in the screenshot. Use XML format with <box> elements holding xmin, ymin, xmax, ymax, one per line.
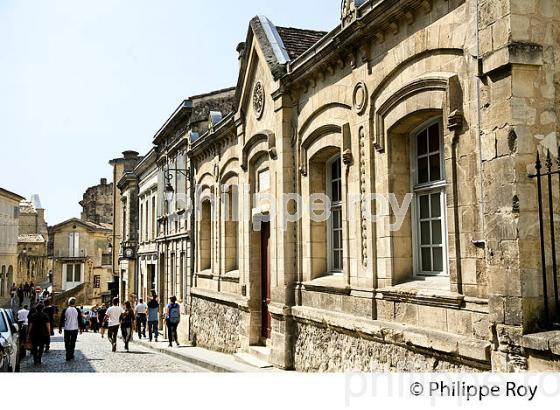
<box><xmin>19</xmin><ymin>332</ymin><xmax>207</xmax><ymax>373</ymax></box>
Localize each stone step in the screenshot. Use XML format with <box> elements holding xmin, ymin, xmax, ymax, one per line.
<box><xmin>248</xmin><ymin>345</ymin><xmax>272</xmax><ymax>363</ymax></box>
<box><xmin>234</xmin><ymin>352</ymin><xmax>273</xmax><ymax>369</ymax></box>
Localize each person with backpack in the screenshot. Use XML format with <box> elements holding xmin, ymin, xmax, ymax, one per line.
<box><xmin>164</xmin><ymin>296</ymin><xmax>180</xmax><ymax>347</ymax></box>
<box><xmin>58</xmin><ymin>297</ymin><xmax>84</xmax><ymax>361</ymax></box>
<box><xmin>147</xmin><ymin>294</ymin><xmax>159</xmax><ymax>342</ymax></box>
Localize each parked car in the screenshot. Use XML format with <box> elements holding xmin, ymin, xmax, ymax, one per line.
<box><xmin>0</xmin><ymin>308</ymin><xmax>20</xmax><ymax>372</ymax></box>
<box><xmin>0</xmin><ymin>338</ymin><xmax>9</xmax><ymax>372</ymax></box>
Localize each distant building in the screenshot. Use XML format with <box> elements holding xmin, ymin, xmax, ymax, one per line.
<box><xmin>0</xmin><ymin>187</ymin><xmax>24</xmax><ymax>297</ymax></box>
<box><xmin>50</xmin><ymin>218</ymin><xmax>113</xmax><ymax>305</ymax></box>
<box><xmin>116</xmin><ymin>155</ymin><xmax>142</xmax><ymax>303</ymax></box>
<box><xmin>109</xmin><ymin>151</ymin><xmax>142</xmax><ymax>302</ymax></box>
<box><xmin>79</xmin><ymin>178</ymin><xmax>113</xmax><ymax>225</ymax></box>
<box><xmin>17</xmin><ymin>196</ymin><xmax>49</xmax><ymax>284</ymax></box>
<box><xmin>135</xmin><ymin>149</ymin><xmax>158</xmax><ymax>302</ymax></box>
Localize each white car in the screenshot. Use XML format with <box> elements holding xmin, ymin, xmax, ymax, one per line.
<box><xmin>0</xmin><ymin>309</ymin><xmax>20</xmax><ymax>372</ymax></box>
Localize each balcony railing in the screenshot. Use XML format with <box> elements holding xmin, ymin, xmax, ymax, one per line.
<box><xmin>54</xmin><ymin>249</ymin><xmax>88</xmax><ymax>258</ymax></box>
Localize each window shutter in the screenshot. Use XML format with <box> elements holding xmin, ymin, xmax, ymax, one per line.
<box><xmin>74</xmin><ymin>232</ymin><xmax>80</xmax><ymax>256</ymax></box>
<box><xmin>68</xmin><ymin>233</ymin><xmax>74</xmax><ymax>257</ymax></box>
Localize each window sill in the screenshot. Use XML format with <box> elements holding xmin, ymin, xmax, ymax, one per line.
<box><xmin>221</xmin><ymin>270</ymin><xmax>240</xmax><ymax>283</ymax></box>
<box><xmin>376</xmin><ymin>276</ymin><xmax>464</xmax><ymax>309</ymax></box>
<box><xmin>522</xmin><ymin>331</ymin><xmax>560</xmax><ymax>356</ymax></box>
<box><xmin>196</xmin><ymin>269</ymin><xmax>214</xmax><ymax>280</ymax></box>
<box><xmin>302</xmin><ymin>275</ymin><xmax>351</xmax><ymax>295</ymax></box>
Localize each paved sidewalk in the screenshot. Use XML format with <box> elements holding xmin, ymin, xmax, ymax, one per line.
<box><xmin>130</xmin><ymin>335</ymin><xmax>278</xmax><ymax>373</ymax></box>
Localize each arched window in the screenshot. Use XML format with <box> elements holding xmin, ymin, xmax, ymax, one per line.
<box><xmin>412</xmin><ymin>119</ymin><xmax>447</xmax><ymax>275</ymax></box>
<box><xmin>224</xmin><ymin>185</ymin><xmax>239</xmax><ymax>273</ymax></box>
<box><xmin>327</xmin><ymin>155</ymin><xmax>343</xmax><ymax>273</ymax></box>
<box><xmin>199</xmin><ymin>200</ymin><xmax>212</xmax><ymax>271</ymax></box>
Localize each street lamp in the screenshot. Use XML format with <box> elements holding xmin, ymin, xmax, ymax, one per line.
<box><xmin>165</xmin><ymin>182</ymin><xmax>175</xmax><ymax>203</ymax></box>
<box><xmin>164</xmin><ymin>166</ymin><xmax>190</xmax><ymax>203</ymax></box>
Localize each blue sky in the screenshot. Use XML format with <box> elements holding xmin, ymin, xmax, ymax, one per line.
<box><xmin>0</xmin><ymin>0</ymin><xmax>338</xmax><ymax>225</ymax></box>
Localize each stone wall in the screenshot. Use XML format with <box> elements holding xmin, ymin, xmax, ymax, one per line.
<box><xmin>190</xmin><ymin>296</ymin><xmax>241</xmax><ymax>354</ymax></box>
<box><xmin>80</xmin><ymin>178</ymin><xmax>114</xmax><ymax>225</ymax></box>
<box><xmin>294</xmin><ymin>320</ymin><xmax>481</xmax><ymax>372</ymax></box>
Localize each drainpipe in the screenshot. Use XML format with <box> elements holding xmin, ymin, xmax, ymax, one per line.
<box><xmin>188</xmin><ymin>164</ymin><xmax>196</xmax><ymax>341</ymax></box>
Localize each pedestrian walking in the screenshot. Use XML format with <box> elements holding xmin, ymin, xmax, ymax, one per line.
<box><xmin>90</xmin><ymin>304</ymin><xmax>99</xmax><ymax>333</ymax></box>
<box><xmin>97</xmin><ymin>303</ymin><xmax>108</xmax><ymax>339</ymax></box>
<box><xmin>10</xmin><ymin>283</ymin><xmax>17</xmax><ymax>306</ymax></box>
<box><xmin>164</xmin><ymin>296</ymin><xmax>180</xmax><ymax>347</ymax></box>
<box><xmin>147</xmin><ymin>294</ymin><xmax>159</xmax><ymax>342</ymax></box>
<box><xmin>135</xmin><ymin>298</ymin><xmax>147</xmax><ymax>339</ymax></box>
<box><xmin>105</xmin><ymin>298</ymin><xmax>123</xmax><ymax>352</ymax></box>
<box><xmin>43</xmin><ymin>299</ymin><xmax>57</xmax><ymax>352</ymax></box>
<box><xmin>17</xmin><ymin>285</ymin><xmax>24</xmax><ymax>307</ymax></box>
<box><xmin>27</xmin><ymin>304</ymin><xmax>50</xmax><ymax>365</ymax></box>
<box><xmin>29</xmin><ymin>281</ymin><xmax>35</xmax><ymax>299</ymax></box>
<box><xmin>23</xmin><ymin>282</ymin><xmax>30</xmax><ymax>299</ymax></box>
<box><xmin>120</xmin><ymin>302</ymin><xmax>135</xmax><ymax>352</ymax></box>
<box><xmin>58</xmin><ymin>297</ymin><xmax>84</xmax><ymax>361</ymax></box>
<box><xmin>48</xmin><ymin>270</ymin><xmax>53</xmax><ymax>284</ymax></box>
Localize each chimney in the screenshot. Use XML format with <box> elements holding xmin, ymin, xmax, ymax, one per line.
<box><xmin>101</xmin><ymin>178</ymin><xmax>107</xmax><ymax>185</ymax></box>
<box><xmin>236</xmin><ymin>42</ymin><xmax>246</xmax><ymax>65</ymax></box>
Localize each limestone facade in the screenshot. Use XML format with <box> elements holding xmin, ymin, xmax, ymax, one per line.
<box><xmin>136</xmin><ymin>149</ymin><xmax>159</xmax><ymax>302</ymax></box>
<box><xmin>79</xmin><ymin>178</ymin><xmax>113</xmax><ymax>225</ymax></box>
<box><xmin>50</xmin><ymin>218</ymin><xmax>113</xmax><ymax>305</ymax></box>
<box><xmin>109</xmin><ymin>151</ymin><xmax>142</xmax><ymax>301</ymax></box>
<box><xmin>17</xmin><ymin>198</ymin><xmax>49</xmax><ymax>284</ymax></box>
<box><xmin>184</xmin><ymin>0</ymin><xmax>560</xmax><ymax>371</ymax></box>
<box><xmin>0</xmin><ymin>188</ymin><xmax>24</xmax><ymax>297</ymax></box>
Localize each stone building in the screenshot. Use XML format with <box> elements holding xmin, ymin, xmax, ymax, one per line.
<box><xmin>136</xmin><ymin>149</ymin><xmax>158</xmax><ymax>302</ymax></box>
<box><xmin>109</xmin><ymin>151</ymin><xmax>142</xmax><ymax>300</ymax></box>
<box><xmin>116</xmin><ymin>155</ymin><xmax>143</xmax><ymax>302</ymax></box>
<box><xmin>0</xmin><ymin>187</ymin><xmax>24</xmax><ymax>298</ymax></box>
<box><xmin>17</xmin><ymin>196</ymin><xmax>49</xmax><ymax>283</ymax></box>
<box><xmin>51</xmin><ymin>218</ymin><xmax>113</xmax><ymax>305</ymax></box>
<box><xmin>79</xmin><ymin>178</ymin><xmax>113</xmax><ymax>225</ymax></box>
<box><xmin>149</xmin><ymin>87</ymin><xmax>236</xmax><ymax>341</ymax></box>
<box><xmin>183</xmin><ymin>0</ymin><xmax>560</xmax><ymax>372</ymax></box>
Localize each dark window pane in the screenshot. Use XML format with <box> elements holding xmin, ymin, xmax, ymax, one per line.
<box><xmin>333</xmin><ymin>250</ymin><xmax>342</xmax><ymax>271</ymax></box>
<box><xmin>332</xmin><ymin>208</ymin><xmax>341</xmax><ymax>229</ymax></box>
<box><xmin>421</xmin><ymin>222</ymin><xmax>431</xmax><ymax>245</ymax></box>
<box><xmin>418</xmin><ymin>157</ymin><xmax>429</xmax><ymax>184</ymax></box>
<box><xmin>433</xmin><ymin>248</ymin><xmax>444</xmax><ymax>272</ymax></box>
<box><xmin>429</xmin><ymin>123</ymin><xmax>440</xmax><ymax>152</ymax></box>
<box><xmin>419</xmin><ymin>195</ymin><xmax>430</xmax><ymax>219</ymax></box>
<box><xmin>331</xmin><ymin>181</ymin><xmax>341</xmax><ymax>202</ymax></box>
<box><xmin>417</xmin><ymin>130</ymin><xmax>428</xmax><ymax>156</ymax></box>
<box><xmin>74</xmin><ymin>264</ymin><xmax>82</xmax><ymax>282</ymax></box>
<box><xmin>431</xmin><ymin>194</ymin><xmax>441</xmax><ymax>218</ymax></box>
<box><xmin>421</xmin><ymin>248</ymin><xmax>432</xmax><ymax>272</ymax></box>
<box><xmin>333</xmin><ymin>229</ymin><xmax>341</xmax><ymax>249</ymax></box>
<box><xmin>429</xmin><ymin>154</ymin><xmax>441</xmax><ymax>181</ymax></box>
<box><xmin>66</xmin><ymin>265</ymin><xmax>73</xmax><ymax>282</ymax></box>
<box><xmin>331</xmin><ymin>158</ymin><xmax>340</xmax><ymax>179</ymax></box>
<box><xmin>432</xmin><ymin>220</ymin><xmax>442</xmax><ymax>245</ymax></box>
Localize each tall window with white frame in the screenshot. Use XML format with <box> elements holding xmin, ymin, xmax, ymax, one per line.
<box><xmin>412</xmin><ymin>119</ymin><xmax>447</xmax><ymax>276</ymax></box>
<box><xmin>327</xmin><ymin>155</ymin><xmax>343</xmax><ymax>273</ymax></box>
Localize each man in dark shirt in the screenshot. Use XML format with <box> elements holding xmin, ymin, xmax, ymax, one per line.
<box><xmin>43</xmin><ymin>299</ymin><xmax>57</xmax><ymax>352</ymax></box>
<box><xmin>28</xmin><ymin>304</ymin><xmax>50</xmax><ymax>365</ymax></box>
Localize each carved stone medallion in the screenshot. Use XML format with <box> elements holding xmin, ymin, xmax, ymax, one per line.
<box><xmin>353</xmin><ymin>82</ymin><xmax>368</xmax><ymax>115</ymax></box>
<box><xmin>253</xmin><ymin>81</ymin><xmax>265</xmax><ymax>120</ymax></box>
